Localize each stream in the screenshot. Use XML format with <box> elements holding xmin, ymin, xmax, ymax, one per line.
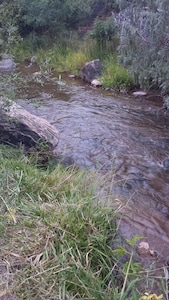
<box><xmin>17</xmin><ymin>64</ymin><xmax>169</xmax><ymax>267</ymax></box>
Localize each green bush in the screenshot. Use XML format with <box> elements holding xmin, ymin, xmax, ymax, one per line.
<box><xmin>89</xmin><ymin>16</ymin><xmax>117</xmax><ymax>59</ymax></box>
<box><xmin>118</xmin><ymin>0</ymin><xmax>169</xmax><ymax>95</ymax></box>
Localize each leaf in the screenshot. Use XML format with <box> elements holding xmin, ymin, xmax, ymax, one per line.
<box><xmin>126</xmin><ymin>235</ymin><xmax>144</xmax><ymax>246</ymax></box>
<box><xmin>112</xmin><ymin>246</ymin><xmax>126</xmax><ymax>257</ymax></box>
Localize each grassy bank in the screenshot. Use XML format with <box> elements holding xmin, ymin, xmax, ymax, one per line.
<box><xmin>0</xmin><ymin>145</ymin><xmax>165</xmax><ymax>299</ymax></box>
<box><xmin>0</xmin><ymin>145</ymin><xmax>148</xmax><ymax>299</ymax></box>
<box><xmin>0</xmin><ymin>145</ymin><xmax>116</xmax><ymax>299</ymax></box>
<box><xmin>12</xmin><ymin>35</ymin><xmax>134</xmax><ymax>91</ymax></box>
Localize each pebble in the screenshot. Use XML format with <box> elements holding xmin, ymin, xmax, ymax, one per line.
<box><xmin>133</xmin><ymin>91</ymin><xmax>147</xmax><ymax>96</ymax></box>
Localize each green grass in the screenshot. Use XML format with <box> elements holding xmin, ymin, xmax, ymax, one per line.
<box><xmin>11</xmin><ymin>39</ymin><xmax>35</xmax><ymax>63</ymax></box>
<box><xmin>0</xmin><ymin>145</ymin><xmax>166</xmax><ymax>300</ymax></box>
<box><xmin>0</xmin><ymin>145</ymin><xmax>147</xmax><ymax>299</ymax></box>
<box><xmin>102</xmin><ymin>57</ymin><xmax>134</xmax><ymax>91</ymax></box>
<box><xmin>35</xmin><ymin>48</ymin><xmax>135</xmax><ymax>91</ymax></box>
<box><xmin>47</xmin><ymin>47</ymin><xmax>89</xmax><ymax>75</ymax></box>
<box><xmin>11</xmin><ymin>35</ymin><xmax>134</xmax><ymax>91</ymax></box>
<box><xmin>0</xmin><ymin>145</ymin><xmax>115</xmax><ymax>299</ymax></box>
<box><xmin>20</xmin><ymin>42</ymin><xmax>135</xmax><ymax>92</ymax></box>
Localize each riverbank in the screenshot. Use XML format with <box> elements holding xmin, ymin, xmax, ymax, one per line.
<box><xmin>0</xmin><ymin>145</ymin><xmax>166</xmax><ymax>299</ymax></box>
<box><xmin>11</xmin><ymin>34</ymin><xmax>135</xmax><ymax>93</ymax></box>
<box><xmin>0</xmin><ymin>144</ymin><xmax>113</xmax><ymax>299</ymax></box>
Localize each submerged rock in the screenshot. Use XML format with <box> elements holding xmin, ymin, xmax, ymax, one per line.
<box><xmin>163</xmin><ymin>158</ymin><xmax>169</xmax><ymax>170</ymax></box>
<box><xmin>68</xmin><ymin>74</ymin><xmax>76</xmax><ymax>78</ymax></box>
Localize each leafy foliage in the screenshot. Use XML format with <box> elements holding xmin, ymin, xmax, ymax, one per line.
<box><xmin>0</xmin><ymin>1</ymin><xmax>22</xmax><ymax>52</ymax></box>
<box><xmin>16</xmin><ymin>0</ymin><xmax>104</xmax><ymax>36</ymax></box>
<box><xmin>63</xmin><ymin>0</ymin><xmax>95</xmax><ymax>29</ymax></box>
<box><xmin>17</xmin><ymin>0</ymin><xmax>66</xmax><ymax>36</ymax></box>
<box><xmin>91</xmin><ymin>16</ymin><xmax>117</xmax><ymax>45</ymax></box>
<box><xmin>117</xmin><ymin>0</ymin><xmax>169</xmax><ymax>94</ymax></box>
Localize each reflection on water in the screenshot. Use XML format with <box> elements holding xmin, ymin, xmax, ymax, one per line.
<box><xmin>17</xmin><ymin>65</ymin><xmax>169</xmax><ymax>264</ymax></box>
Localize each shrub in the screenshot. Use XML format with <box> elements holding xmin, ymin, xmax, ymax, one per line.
<box><xmin>117</xmin><ymin>0</ymin><xmax>169</xmax><ymax>95</ymax></box>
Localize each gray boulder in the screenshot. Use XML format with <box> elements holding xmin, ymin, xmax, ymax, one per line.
<box><xmin>0</xmin><ymin>54</ymin><xmax>15</xmax><ymax>72</ymax></box>
<box><xmin>81</xmin><ymin>59</ymin><xmax>102</xmax><ymax>84</ymax></box>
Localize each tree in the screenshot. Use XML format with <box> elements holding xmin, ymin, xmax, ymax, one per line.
<box><xmin>117</xmin><ymin>0</ymin><xmax>169</xmax><ymax>94</ymax></box>
<box><xmin>16</xmin><ymin>0</ymin><xmax>101</xmax><ymax>34</ymax></box>
<box><xmin>0</xmin><ymin>1</ymin><xmax>21</xmax><ymax>53</ymax></box>
<box><xmin>17</xmin><ymin>0</ymin><xmax>65</xmax><ymax>34</ymax></box>
<box><xmin>63</xmin><ymin>0</ymin><xmax>95</xmax><ymax>29</ymax></box>
<box><xmin>90</xmin><ymin>16</ymin><xmax>117</xmax><ymax>55</ymax></box>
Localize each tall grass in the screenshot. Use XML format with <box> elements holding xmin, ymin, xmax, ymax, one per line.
<box><xmin>48</xmin><ymin>47</ymin><xmax>89</xmax><ymax>74</ymax></box>
<box><xmin>0</xmin><ymin>145</ymin><xmax>115</xmax><ymax>299</ymax></box>
<box><xmin>102</xmin><ymin>57</ymin><xmax>134</xmax><ymax>91</ymax></box>
<box><xmin>0</xmin><ymin>144</ymin><xmax>166</xmax><ymax>299</ymax></box>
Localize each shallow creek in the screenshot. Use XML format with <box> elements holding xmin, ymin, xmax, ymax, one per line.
<box><xmin>17</xmin><ymin>65</ymin><xmax>169</xmax><ymax>266</ymax></box>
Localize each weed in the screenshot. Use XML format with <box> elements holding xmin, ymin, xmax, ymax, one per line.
<box><xmin>0</xmin><ymin>71</ymin><xmax>27</xmax><ymax>99</ymax></box>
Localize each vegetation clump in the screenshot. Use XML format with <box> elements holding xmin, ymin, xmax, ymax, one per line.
<box><xmin>0</xmin><ymin>145</ymin><xmax>115</xmax><ymax>299</ymax></box>
<box><xmin>0</xmin><ymin>145</ymin><xmax>167</xmax><ymax>299</ymax></box>
<box><xmin>117</xmin><ymin>0</ymin><xmax>169</xmax><ymax>99</ymax></box>
<box><xmin>102</xmin><ymin>57</ymin><xmax>134</xmax><ymax>91</ymax></box>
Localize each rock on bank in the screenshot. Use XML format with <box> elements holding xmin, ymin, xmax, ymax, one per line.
<box><xmin>0</xmin><ymin>99</ymin><xmax>59</xmax><ymax>150</ymax></box>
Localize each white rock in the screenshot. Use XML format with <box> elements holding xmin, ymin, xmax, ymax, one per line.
<box><xmin>138</xmin><ymin>241</ymin><xmax>150</xmax><ymax>250</ymax></box>
<box><xmin>91</xmin><ymin>79</ymin><xmax>102</xmax><ymax>87</ymax></box>
<box><xmin>137</xmin><ymin>241</ymin><xmax>150</xmax><ymax>255</ymax></box>
<box><xmin>68</xmin><ymin>74</ymin><xmax>75</xmax><ymax>78</ymax></box>
<box><xmin>133</xmin><ymin>91</ymin><xmax>147</xmax><ymax>96</ymax></box>
<box><xmin>33</xmin><ymin>71</ymin><xmax>41</xmax><ymax>76</ymax></box>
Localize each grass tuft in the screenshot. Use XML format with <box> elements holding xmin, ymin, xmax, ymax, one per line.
<box><xmin>0</xmin><ymin>145</ymin><xmax>117</xmax><ymax>299</ymax></box>
<box><xmin>102</xmin><ymin>57</ymin><xmax>134</xmax><ymax>91</ymax></box>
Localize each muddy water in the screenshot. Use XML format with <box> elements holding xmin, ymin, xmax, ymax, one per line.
<box><xmin>17</xmin><ymin>65</ymin><xmax>169</xmax><ymax>265</ymax></box>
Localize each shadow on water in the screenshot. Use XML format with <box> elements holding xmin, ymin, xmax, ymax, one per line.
<box><xmin>17</xmin><ymin>64</ymin><xmax>169</xmax><ymax>267</ymax></box>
